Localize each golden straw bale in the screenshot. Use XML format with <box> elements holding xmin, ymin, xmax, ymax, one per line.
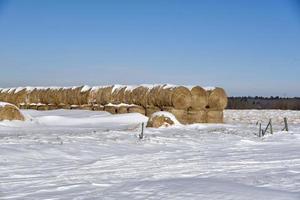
<box><xmin>127</xmin><ymin>105</ymin><xmax>146</xmax><ymax>115</ymax></box>
<box><xmin>162</xmin><ymin>107</ymin><xmax>188</xmax><ymax>124</ymax></box>
<box><xmin>92</xmin><ymin>104</ymin><xmax>104</xmax><ymax>111</ymax></box>
<box><xmin>171</xmin><ymin>86</ymin><xmax>192</xmax><ymax>109</ymax></box>
<box><xmin>124</xmin><ymin>87</ymin><xmax>134</xmax><ymax>105</ymax></box>
<box><xmin>111</xmin><ymin>86</ymin><xmax>126</xmax><ymax>104</ymax></box>
<box><xmin>190</xmin><ymin>86</ymin><xmax>208</xmax><ymax>110</ymax></box>
<box><xmin>87</xmin><ymin>88</ymin><xmax>97</xmax><ymax>105</ymax></box>
<box><xmin>0</xmin><ymin>103</ymin><xmax>25</xmax><ymax>121</ymax></box>
<box><xmin>57</xmin><ymin>104</ymin><xmax>71</xmax><ymax>109</ymax></box>
<box><xmin>28</xmin><ymin>89</ymin><xmax>40</xmax><ymax>104</ymax></box>
<box><xmin>78</xmin><ymin>86</ymin><xmax>91</xmax><ymax>105</ymax></box>
<box><xmin>117</xmin><ymin>106</ymin><xmax>129</xmax><ymax>114</ymax></box>
<box><xmin>47</xmin><ymin>104</ymin><xmax>58</xmax><ymax>110</ymax></box>
<box><xmin>145</xmin><ymin>106</ymin><xmax>161</xmax><ymax>117</ymax></box>
<box><xmin>37</xmin><ymin>105</ymin><xmax>49</xmax><ymax>111</ymax></box>
<box><xmin>6</xmin><ymin>88</ymin><xmax>17</xmax><ymax>104</ymax></box>
<box><xmin>104</xmin><ymin>105</ymin><xmax>117</xmax><ymax>114</ymax></box>
<box><xmin>131</xmin><ymin>86</ymin><xmax>149</xmax><ymax>107</ymax></box>
<box><xmin>28</xmin><ymin>104</ymin><xmax>38</xmax><ymax>110</ymax></box>
<box><xmin>207</xmin><ymin>87</ymin><xmax>228</xmax><ymax>110</ymax></box>
<box><xmin>146</xmin><ymin>114</ymin><xmax>174</xmax><ymax>128</ymax></box>
<box><xmin>101</xmin><ymin>86</ymin><xmax>113</xmax><ymax>105</ymax></box>
<box><xmin>207</xmin><ymin>110</ymin><xmax>224</xmax><ymax>123</ymax></box>
<box><xmin>187</xmin><ymin>110</ymin><xmax>207</xmax><ymax>123</ymax></box>
<box><xmin>79</xmin><ymin>104</ymin><xmax>93</xmax><ymax>110</ymax></box>
<box><xmin>15</xmin><ymin>88</ymin><xmax>27</xmax><ymax>106</ymax></box>
<box><xmin>157</xmin><ymin>86</ymin><xmax>192</xmax><ymax>110</ymax></box>
<box><xmin>147</xmin><ymin>85</ymin><xmax>164</xmax><ymax>107</ymax></box>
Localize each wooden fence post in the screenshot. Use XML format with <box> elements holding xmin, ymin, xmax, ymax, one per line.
<box><xmin>283</xmin><ymin>117</ymin><xmax>289</xmax><ymax>132</ymax></box>
<box><xmin>139</xmin><ymin>122</ymin><xmax>144</xmax><ymax>139</ymax></box>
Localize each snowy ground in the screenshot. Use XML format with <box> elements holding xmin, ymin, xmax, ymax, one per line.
<box><xmin>0</xmin><ymin>109</ymin><xmax>300</xmax><ymax>200</ymax></box>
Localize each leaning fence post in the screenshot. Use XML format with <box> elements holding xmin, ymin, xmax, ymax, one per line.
<box><xmin>269</xmin><ymin>119</ymin><xmax>273</xmax><ymax>134</ymax></box>
<box><xmin>283</xmin><ymin>117</ymin><xmax>289</xmax><ymax>132</ymax></box>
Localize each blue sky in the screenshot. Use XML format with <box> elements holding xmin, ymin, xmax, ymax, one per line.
<box><xmin>0</xmin><ymin>0</ymin><xmax>299</xmax><ymax>96</ymax></box>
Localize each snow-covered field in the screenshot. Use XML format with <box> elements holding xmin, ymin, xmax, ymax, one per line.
<box><xmin>0</xmin><ymin>109</ymin><xmax>300</xmax><ymax>200</ymax></box>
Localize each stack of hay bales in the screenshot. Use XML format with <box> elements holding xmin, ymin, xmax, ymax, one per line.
<box><xmin>0</xmin><ymin>84</ymin><xmax>227</xmax><ymax>124</ymax></box>
<box><xmin>0</xmin><ymin>102</ymin><xmax>25</xmax><ymax>121</ymax></box>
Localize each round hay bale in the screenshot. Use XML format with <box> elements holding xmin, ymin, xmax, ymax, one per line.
<box><xmin>187</xmin><ymin>110</ymin><xmax>207</xmax><ymax>124</ymax></box>
<box><xmin>104</xmin><ymin>105</ymin><xmax>117</xmax><ymax>114</ymax></box>
<box><xmin>145</xmin><ymin>106</ymin><xmax>161</xmax><ymax>117</ymax></box>
<box><xmin>146</xmin><ymin>111</ymin><xmax>179</xmax><ymax>128</ymax></box>
<box><xmin>147</xmin><ymin>85</ymin><xmax>164</xmax><ymax>107</ymax></box>
<box><xmin>156</xmin><ymin>86</ymin><xmax>192</xmax><ymax>110</ymax></box>
<box><xmin>207</xmin><ymin>87</ymin><xmax>228</xmax><ymax>110</ymax></box>
<box><xmin>101</xmin><ymin>86</ymin><xmax>113</xmax><ymax>105</ymax></box>
<box><xmin>162</xmin><ymin>107</ymin><xmax>188</xmax><ymax>124</ymax></box>
<box><xmin>88</xmin><ymin>88</ymin><xmax>98</xmax><ymax>105</ymax></box>
<box><xmin>28</xmin><ymin>89</ymin><xmax>40</xmax><ymax>104</ymax></box>
<box><xmin>111</xmin><ymin>86</ymin><xmax>126</xmax><ymax>104</ymax></box>
<box><xmin>117</xmin><ymin>106</ymin><xmax>129</xmax><ymax>114</ymax></box>
<box><xmin>124</xmin><ymin>87</ymin><xmax>134</xmax><ymax>105</ymax></box>
<box><xmin>171</xmin><ymin>86</ymin><xmax>192</xmax><ymax>110</ymax></box>
<box><xmin>131</xmin><ymin>86</ymin><xmax>149</xmax><ymax>107</ymax></box>
<box><xmin>48</xmin><ymin>104</ymin><xmax>58</xmax><ymax>110</ymax></box>
<box><xmin>127</xmin><ymin>105</ymin><xmax>146</xmax><ymax>115</ymax></box>
<box><xmin>79</xmin><ymin>104</ymin><xmax>93</xmax><ymax>110</ymax></box>
<box><xmin>14</xmin><ymin>88</ymin><xmax>27</xmax><ymax>107</ymax></box>
<box><xmin>92</xmin><ymin>104</ymin><xmax>104</xmax><ymax>111</ymax></box>
<box><xmin>6</xmin><ymin>88</ymin><xmax>17</xmax><ymax>104</ymax></box>
<box><xmin>78</xmin><ymin>86</ymin><xmax>91</xmax><ymax>105</ymax></box>
<box><xmin>57</xmin><ymin>104</ymin><xmax>71</xmax><ymax>109</ymax></box>
<box><xmin>207</xmin><ymin>110</ymin><xmax>224</xmax><ymax>123</ymax></box>
<box><xmin>190</xmin><ymin>86</ymin><xmax>208</xmax><ymax>110</ymax></box>
<box><xmin>37</xmin><ymin>105</ymin><xmax>49</xmax><ymax>111</ymax></box>
<box><xmin>0</xmin><ymin>102</ymin><xmax>25</xmax><ymax>121</ymax></box>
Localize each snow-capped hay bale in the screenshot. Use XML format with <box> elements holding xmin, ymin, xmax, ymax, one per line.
<box><xmin>131</xmin><ymin>86</ymin><xmax>149</xmax><ymax>107</ymax></box>
<box><xmin>207</xmin><ymin>110</ymin><xmax>223</xmax><ymax>123</ymax></box>
<box><xmin>101</xmin><ymin>86</ymin><xmax>113</xmax><ymax>105</ymax></box>
<box><xmin>6</xmin><ymin>88</ymin><xmax>17</xmax><ymax>104</ymax></box>
<box><xmin>158</xmin><ymin>86</ymin><xmax>192</xmax><ymax>110</ymax></box>
<box><xmin>128</xmin><ymin>105</ymin><xmax>146</xmax><ymax>115</ymax></box>
<box><xmin>87</xmin><ymin>87</ymin><xmax>98</xmax><ymax>105</ymax></box>
<box><xmin>207</xmin><ymin>87</ymin><xmax>228</xmax><ymax>110</ymax></box>
<box><xmin>146</xmin><ymin>111</ymin><xmax>180</xmax><ymax>128</ymax></box>
<box><xmin>117</xmin><ymin>106</ymin><xmax>129</xmax><ymax>114</ymax></box>
<box><xmin>111</xmin><ymin>86</ymin><xmax>127</xmax><ymax>104</ymax></box>
<box><xmin>147</xmin><ymin>85</ymin><xmax>163</xmax><ymax>107</ymax></box>
<box><xmin>124</xmin><ymin>87</ymin><xmax>134</xmax><ymax>105</ymax></box>
<box><xmin>14</xmin><ymin>88</ymin><xmax>27</xmax><ymax>106</ymax></box>
<box><xmin>78</xmin><ymin>86</ymin><xmax>91</xmax><ymax>105</ymax></box>
<box><xmin>48</xmin><ymin>104</ymin><xmax>58</xmax><ymax>110</ymax></box>
<box><xmin>104</xmin><ymin>105</ymin><xmax>117</xmax><ymax>114</ymax></box>
<box><xmin>187</xmin><ymin>110</ymin><xmax>207</xmax><ymax>123</ymax></box>
<box><xmin>145</xmin><ymin>106</ymin><xmax>161</xmax><ymax>117</ymax></box>
<box><xmin>0</xmin><ymin>102</ymin><xmax>25</xmax><ymax>121</ymax></box>
<box><xmin>162</xmin><ymin>107</ymin><xmax>189</xmax><ymax>124</ymax></box>
<box><xmin>28</xmin><ymin>89</ymin><xmax>40</xmax><ymax>104</ymax></box>
<box><xmin>190</xmin><ymin>86</ymin><xmax>208</xmax><ymax>110</ymax></box>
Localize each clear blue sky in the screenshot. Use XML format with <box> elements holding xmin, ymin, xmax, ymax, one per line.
<box><xmin>0</xmin><ymin>0</ymin><xmax>299</xmax><ymax>97</ymax></box>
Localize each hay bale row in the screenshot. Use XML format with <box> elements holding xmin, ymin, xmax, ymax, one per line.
<box><xmin>0</xmin><ymin>85</ymin><xmax>227</xmax><ymax>124</ymax></box>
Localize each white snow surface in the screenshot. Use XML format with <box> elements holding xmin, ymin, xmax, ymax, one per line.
<box><xmin>0</xmin><ymin>109</ymin><xmax>300</xmax><ymax>199</ymax></box>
